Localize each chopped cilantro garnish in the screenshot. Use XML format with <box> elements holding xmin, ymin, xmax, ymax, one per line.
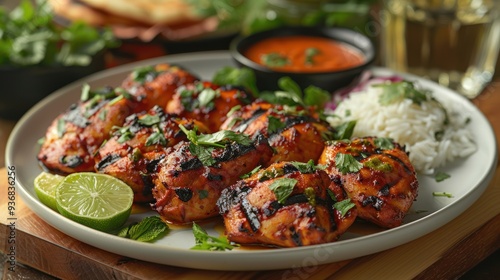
<box><xmin>261</xmin><ymin>52</ymin><xmax>290</xmax><ymax>67</ymax></box>
<box><xmin>335</xmin><ymin>153</ymin><xmax>363</xmax><ymax>174</ymax></box>
<box><xmin>374</xmin><ymin>137</ymin><xmax>394</xmax><ymax>150</ymax></box>
<box><xmin>305</xmin><ymin>47</ymin><xmax>320</xmax><ymax>65</ymax></box>
<box><xmin>435</xmin><ymin>171</ymin><xmax>451</xmax><ymax>182</ymax></box>
<box><xmin>375</xmin><ymin>81</ymin><xmax>430</xmax><ymax>106</ymax></box>
<box><xmin>333</xmin><ymin>199</ymin><xmax>355</xmax><ymax>217</ymax></box>
<box><xmin>179</xmin><ymin>124</ymin><xmax>252</xmax><ymax>166</ymax></box>
<box><xmin>267</xmin><ymin>115</ymin><xmax>286</xmax><ymax>134</ymax></box>
<box><xmin>268</xmin><ymin>178</ymin><xmax>297</xmax><ymax>204</ymax></box>
<box><xmin>191</xmin><ymin>223</ymin><xmax>237</xmax><ymax>251</ymax></box>
<box><xmin>432</xmin><ymin>191</ymin><xmax>453</xmax><ymax>198</ymax></box>
<box><xmin>290</xmin><ymin>159</ymin><xmax>325</xmax><ymax>174</ymax></box>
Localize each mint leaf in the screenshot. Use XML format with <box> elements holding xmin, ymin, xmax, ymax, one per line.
<box><xmin>118</xmin><ymin>216</ymin><xmax>169</xmax><ymax>242</ymax></box>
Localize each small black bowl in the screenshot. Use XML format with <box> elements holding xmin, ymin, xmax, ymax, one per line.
<box><xmin>230</xmin><ymin>26</ymin><xmax>375</xmax><ymax>92</ymax></box>
<box><xmin>0</xmin><ymin>54</ymin><xmax>106</xmax><ymax>120</ymax></box>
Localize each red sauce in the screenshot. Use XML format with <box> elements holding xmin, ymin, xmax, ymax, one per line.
<box><xmin>244</xmin><ymin>35</ymin><xmax>365</xmax><ymax>73</ymax></box>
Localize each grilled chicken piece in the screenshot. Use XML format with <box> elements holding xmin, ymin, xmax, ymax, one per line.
<box><xmin>37</xmin><ymin>87</ymin><xmax>133</xmax><ymax>175</ymax></box>
<box><xmin>220</xmin><ymin>101</ymin><xmax>331</xmax><ymax>164</ymax></box>
<box><xmin>94</xmin><ymin>106</ymin><xmax>210</xmax><ymax>203</ymax></box>
<box><xmin>217</xmin><ymin>161</ymin><xmax>357</xmax><ymax>247</ymax></box>
<box><xmin>151</xmin><ymin>134</ymin><xmax>274</xmax><ymax>224</ymax></box>
<box><xmin>121</xmin><ymin>64</ymin><xmax>199</xmax><ymax>113</ymax></box>
<box><xmin>166</xmin><ymin>81</ymin><xmax>253</xmax><ymax>132</ymax></box>
<box><xmin>318</xmin><ymin>137</ymin><xmax>418</xmax><ymax>228</ymax></box>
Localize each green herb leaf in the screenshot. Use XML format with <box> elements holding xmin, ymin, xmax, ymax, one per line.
<box><xmin>432</xmin><ymin>191</ymin><xmax>453</xmax><ymax>198</ymax></box>
<box><xmin>226</xmin><ymin>105</ymin><xmax>241</xmax><ymax>117</ymax></box>
<box><xmin>335</xmin><ymin>153</ymin><xmax>363</xmax><ymax>174</ymax></box>
<box><xmin>332</xmin><ymin>120</ymin><xmax>357</xmax><ymax>140</ymax></box>
<box><xmin>57</xmin><ymin>118</ymin><xmax>66</xmax><ymax>138</ymax></box>
<box><xmin>333</xmin><ymin>198</ymin><xmax>355</xmax><ymax>217</ymax></box>
<box><xmin>303</xmin><ymin>85</ymin><xmax>330</xmax><ymax>107</ymax></box>
<box><xmin>138</xmin><ymin>114</ymin><xmax>161</xmax><ymax>126</ymax></box>
<box><xmin>241</xmin><ymin>165</ymin><xmax>261</xmax><ymax>179</ymax></box>
<box><xmin>435</xmin><ymin>171</ymin><xmax>451</xmax><ymax>182</ymax></box>
<box><xmin>375</xmin><ymin>81</ymin><xmax>430</xmax><ymax>106</ymax></box>
<box><xmin>212</xmin><ymin>66</ymin><xmax>259</xmax><ymax>96</ymax></box>
<box><xmin>268</xmin><ymin>178</ymin><xmax>297</xmax><ymax>204</ymax></box>
<box><xmin>198</xmin><ymin>88</ymin><xmax>218</xmax><ymax>109</ymax></box>
<box><xmin>363</xmin><ymin>157</ymin><xmax>392</xmax><ymax>172</ymax></box>
<box><xmin>267</xmin><ymin>115</ymin><xmax>286</xmax><ymax>134</ymax></box>
<box><xmin>118</xmin><ymin>216</ymin><xmax>169</xmax><ymax>242</ymax></box>
<box><xmin>145</xmin><ymin>130</ymin><xmax>167</xmax><ymax>146</ymax></box>
<box><xmin>191</xmin><ymin>222</ymin><xmax>237</xmax><ymax>251</ymax></box>
<box><xmin>290</xmin><ymin>159</ymin><xmax>325</xmax><ymax>174</ymax></box>
<box><xmin>132</xmin><ymin>66</ymin><xmax>160</xmax><ymax>83</ymax></box>
<box><xmin>304</xmin><ymin>187</ymin><xmax>316</xmax><ymax>206</ymax></box>
<box><xmin>261</xmin><ymin>52</ymin><xmax>290</xmax><ymax>67</ymax></box>
<box><xmin>189</xmin><ymin>143</ymin><xmax>216</xmax><ymax>166</ymax></box>
<box><xmin>305</xmin><ymin>47</ymin><xmax>320</xmax><ymax>65</ymax></box>
<box><xmin>374</xmin><ymin>137</ymin><xmax>394</xmax><ymax>150</ymax></box>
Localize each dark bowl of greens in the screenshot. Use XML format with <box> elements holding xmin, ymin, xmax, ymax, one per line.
<box><xmin>0</xmin><ymin>0</ymin><xmax>118</xmax><ymax>120</ymax></box>
<box><xmin>230</xmin><ymin>26</ymin><xmax>375</xmax><ymax>93</ymax></box>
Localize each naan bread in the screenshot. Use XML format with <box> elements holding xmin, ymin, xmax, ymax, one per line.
<box><xmin>78</xmin><ymin>0</ymin><xmax>201</xmax><ymax>25</ymax></box>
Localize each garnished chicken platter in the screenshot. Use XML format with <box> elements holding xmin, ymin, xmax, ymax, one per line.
<box><xmin>11</xmin><ymin>53</ymin><xmax>495</xmax><ymax>270</ymax></box>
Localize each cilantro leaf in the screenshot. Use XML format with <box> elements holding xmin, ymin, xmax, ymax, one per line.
<box><xmin>191</xmin><ymin>223</ymin><xmax>237</xmax><ymax>251</ymax></box>
<box><xmin>241</xmin><ymin>165</ymin><xmax>262</xmax><ymax>179</ymax></box>
<box><xmin>331</xmin><ymin>120</ymin><xmax>356</xmax><ymax>140</ymax></box>
<box><xmin>261</xmin><ymin>52</ymin><xmax>290</xmax><ymax>67</ymax></box>
<box><xmin>432</xmin><ymin>191</ymin><xmax>453</xmax><ymax>198</ymax></box>
<box><xmin>118</xmin><ymin>216</ymin><xmax>169</xmax><ymax>242</ymax></box>
<box><xmin>138</xmin><ymin>114</ymin><xmax>161</xmax><ymax>126</ymax></box>
<box><xmin>335</xmin><ymin>153</ymin><xmax>363</xmax><ymax>174</ymax></box>
<box><xmin>333</xmin><ymin>199</ymin><xmax>355</xmax><ymax>217</ymax></box>
<box><xmin>303</xmin><ymin>85</ymin><xmax>331</xmax><ymax>107</ymax></box>
<box><xmin>189</xmin><ymin>143</ymin><xmax>216</xmax><ymax>166</ymax></box>
<box><xmin>435</xmin><ymin>171</ymin><xmax>451</xmax><ymax>182</ymax></box>
<box><xmin>290</xmin><ymin>159</ymin><xmax>325</xmax><ymax>174</ymax></box>
<box><xmin>268</xmin><ymin>178</ymin><xmax>297</xmax><ymax>204</ymax></box>
<box><xmin>375</xmin><ymin>81</ymin><xmax>430</xmax><ymax>106</ymax></box>
<box><xmin>267</xmin><ymin>115</ymin><xmax>286</xmax><ymax>134</ymax></box>
<box><xmin>374</xmin><ymin>137</ymin><xmax>394</xmax><ymax>150</ymax></box>
<box><xmin>212</xmin><ymin>66</ymin><xmax>259</xmax><ymax>96</ymax></box>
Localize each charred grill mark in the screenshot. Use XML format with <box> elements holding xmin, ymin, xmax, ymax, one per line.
<box><xmin>282</xmin><ymin>163</ymin><xmax>299</xmax><ymax>174</ymax></box>
<box><xmin>60</xmin><ymin>155</ymin><xmax>83</xmax><ymax>168</ymax></box>
<box><xmin>362</xmin><ymin>195</ymin><xmax>384</xmax><ymax>211</ymax></box>
<box><xmin>241</xmin><ymin>198</ymin><xmax>260</xmax><ymax>232</ymax></box>
<box><xmin>268</xmin><ymin>115</ymin><xmax>317</xmax><ymax>138</ymax></box>
<box><xmin>215</xmin><ymin>142</ymin><xmax>255</xmax><ymax>163</ymax></box>
<box><xmin>63</xmin><ymin>104</ymin><xmax>91</xmax><ymax>128</ymax></box>
<box><xmin>207</xmin><ymin>173</ymin><xmax>223</xmax><ymax>181</ymax></box>
<box><xmin>384</xmin><ymin>153</ymin><xmax>414</xmax><ymax>174</ymax></box>
<box><xmin>290</xmin><ymin>227</ymin><xmax>302</xmax><ymax>246</ymax></box>
<box><xmin>217</xmin><ymin>185</ymin><xmax>251</xmax><ymax>214</ymax></box>
<box><xmin>174</xmin><ymin>188</ymin><xmax>193</xmax><ymax>202</ymax></box>
<box><xmin>95</xmin><ymin>154</ymin><xmax>121</xmax><ymax>170</ymax></box>
<box><xmin>262</xmin><ymin>200</ymin><xmax>281</xmax><ymax>216</ymax></box>
<box><xmin>378</xmin><ymin>185</ymin><xmax>391</xmax><ymax>196</ymax></box>
<box><xmin>234</xmin><ymin>108</ymin><xmax>266</xmax><ymax>133</ymax></box>
<box><xmin>146</xmin><ymin>156</ymin><xmax>164</xmax><ymax>173</ymax></box>
<box><xmin>140</xmin><ymin>174</ymin><xmax>154</xmax><ymax>197</ymax></box>
<box><xmin>180</xmin><ymin>158</ymin><xmax>203</xmax><ymax>171</ymax></box>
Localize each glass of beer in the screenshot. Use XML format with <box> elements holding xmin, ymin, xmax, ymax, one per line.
<box><xmin>380</xmin><ymin>0</ymin><xmax>500</xmax><ymax>98</ymax></box>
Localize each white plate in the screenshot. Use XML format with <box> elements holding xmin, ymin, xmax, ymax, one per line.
<box><xmin>6</xmin><ymin>51</ymin><xmax>497</xmax><ymax>271</ymax></box>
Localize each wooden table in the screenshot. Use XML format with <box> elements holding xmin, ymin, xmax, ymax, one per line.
<box><xmin>1</xmin><ymin>81</ymin><xmax>500</xmax><ymax>279</ymax></box>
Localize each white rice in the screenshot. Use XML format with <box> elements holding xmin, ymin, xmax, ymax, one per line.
<box><xmin>326</xmin><ymin>82</ymin><xmax>477</xmax><ymax>175</ymax></box>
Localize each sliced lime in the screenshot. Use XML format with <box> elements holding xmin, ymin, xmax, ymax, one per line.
<box><xmin>55</xmin><ymin>172</ymin><xmax>134</xmax><ymax>232</ymax></box>
<box><xmin>34</xmin><ymin>171</ymin><xmax>65</xmax><ymax>211</ymax></box>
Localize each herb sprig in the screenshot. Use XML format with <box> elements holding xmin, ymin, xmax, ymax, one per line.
<box><xmin>191</xmin><ymin>223</ymin><xmax>237</xmax><ymax>251</ymax></box>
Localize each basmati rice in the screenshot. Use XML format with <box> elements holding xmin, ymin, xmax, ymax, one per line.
<box><xmin>326</xmin><ymin>81</ymin><xmax>477</xmax><ymax>175</ymax></box>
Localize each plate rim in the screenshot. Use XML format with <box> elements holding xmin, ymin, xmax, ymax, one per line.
<box><xmin>5</xmin><ymin>50</ymin><xmax>498</xmax><ymax>271</ymax></box>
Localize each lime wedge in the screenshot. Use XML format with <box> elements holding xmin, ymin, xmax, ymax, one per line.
<box><xmin>55</xmin><ymin>172</ymin><xmax>134</xmax><ymax>232</ymax></box>
<box><xmin>34</xmin><ymin>171</ymin><xmax>65</xmax><ymax>211</ymax></box>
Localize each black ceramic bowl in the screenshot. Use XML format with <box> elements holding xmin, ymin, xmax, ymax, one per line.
<box><xmin>0</xmin><ymin>54</ymin><xmax>105</xmax><ymax>120</ymax></box>
<box><xmin>230</xmin><ymin>26</ymin><xmax>375</xmax><ymax>92</ymax></box>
